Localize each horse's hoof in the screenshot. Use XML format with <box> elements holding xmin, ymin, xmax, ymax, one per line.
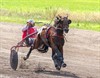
<box><xmin>55</xmin><ymin>64</ymin><xmax>61</xmax><ymax>70</ymax></box>
<box><xmin>62</xmin><ymin>63</ymin><xmax>67</xmax><ymax>67</ymax></box>
<box><xmin>56</xmin><ymin>66</ymin><xmax>61</xmax><ymax>70</ymax></box>
<box><xmin>23</xmin><ymin>57</ymin><xmax>27</xmax><ymax>60</ymax></box>
<box><xmin>55</xmin><ymin>64</ymin><xmax>58</xmax><ymax>68</ymax></box>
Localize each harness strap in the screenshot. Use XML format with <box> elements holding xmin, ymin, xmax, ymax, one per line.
<box><xmin>39</xmin><ymin>26</ymin><xmax>52</xmax><ymax>47</ymax></box>
<box><xmin>63</xmin><ymin>33</ymin><xmax>67</xmax><ymax>42</ymax></box>
<box><xmin>46</xmin><ymin>26</ymin><xmax>52</xmax><ymax>38</ymax></box>
<box><xmin>40</xmin><ymin>36</ymin><xmax>49</xmax><ymax>47</ymax></box>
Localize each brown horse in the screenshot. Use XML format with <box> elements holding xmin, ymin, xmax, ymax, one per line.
<box><xmin>23</xmin><ymin>15</ymin><xmax>71</xmax><ymax>70</ymax></box>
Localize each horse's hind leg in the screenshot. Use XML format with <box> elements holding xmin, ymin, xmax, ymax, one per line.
<box><xmin>23</xmin><ymin>41</ymin><xmax>39</xmax><ymax>60</ymax></box>
<box><xmin>23</xmin><ymin>34</ymin><xmax>42</xmax><ymax>60</ymax></box>
<box><xmin>23</xmin><ymin>46</ymin><xmax>33</xmax><ymax>60</ymax></box>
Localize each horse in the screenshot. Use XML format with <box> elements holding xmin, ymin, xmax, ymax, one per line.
<box><xmin>23</xmin><ymin>15</ymin><xmax>71</xmax><ymax>70</ymax></box>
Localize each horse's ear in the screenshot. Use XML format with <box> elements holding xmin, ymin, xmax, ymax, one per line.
<box><xmin>68</xmin><ymin>20</ymin><xmax>72</xmax><ymax>24</ymax></box>
<box><xmin>56</xmin><ymin>15</ymin><xmax>62</xmax><ymax>20</ymax></box>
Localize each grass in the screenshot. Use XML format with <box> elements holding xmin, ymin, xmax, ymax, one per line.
<box><xmin>1</xmin><ymin>0</ymin><xmax>99</xmax><ymax>12</ymax></box>
<box><xmin>70</xmin><ymin>22</ymin><xmax>100</xmax><ymax>31</ymax></box>
<box><xmin>0</xmin><ymin>0</ymin><xmax>100</xmax><ymax>31</ymax></box>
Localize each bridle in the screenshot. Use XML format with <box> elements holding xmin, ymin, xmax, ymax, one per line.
<box><xmin>54</xmin><ymin>16</ymin><xmax>71</xmax><ymax>40</ymax></box>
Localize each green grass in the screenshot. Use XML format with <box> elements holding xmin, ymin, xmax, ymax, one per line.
<box><xmin>1</xmin><ymin>0</ymin><xmax>99</xmax><ymax>12</ymax></box>
<box><xmin>0</xmin><ymin>0</ymin><xmax>100</xmax><ymax>31</ymax></box>
<box><xmin>70</xmin><ymin>22</ymin><xmax>100</xmax><ymax>31</ymax></box>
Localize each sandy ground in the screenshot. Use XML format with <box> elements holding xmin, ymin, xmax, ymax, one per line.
<box><xmin>0</xmin><ymin>22</ymin><xmax>100</xmax><ymax>78</ymax></box>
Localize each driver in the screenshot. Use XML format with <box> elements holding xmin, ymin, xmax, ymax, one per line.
<box><xmin>22</xmin><ymin>19</ymin><xmax>38</xmax><ymax>46</ymax></box>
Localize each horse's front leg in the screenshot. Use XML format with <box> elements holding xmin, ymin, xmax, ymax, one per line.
<box><xmin>51</xmin><ymin>49</ymin><xmax>60</xmax><ymax>70</ymax></box>
<box><xmin>23</xmin><ymin>46</ymin><xmax>33</xmax><ymax>60</ymax></box>
<box><xmin>58</xmin><ymin>46</ymin><xmax>67</xmax><ymax>67</ymax></box>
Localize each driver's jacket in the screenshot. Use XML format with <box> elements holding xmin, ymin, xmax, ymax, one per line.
<box><xmin>22</xmin><ymin>26</ymin><xmax>37</xmax><ymax>40</ymax></box>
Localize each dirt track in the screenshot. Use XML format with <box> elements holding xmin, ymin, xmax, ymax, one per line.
<box><xmin>0</xmin><ymin>22</ymin><xmax>100</xmax><ymax>78</ymax></box>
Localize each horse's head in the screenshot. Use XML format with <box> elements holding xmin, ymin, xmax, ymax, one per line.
<box><xmin>54</xmin><ymin>15</ymin><xmax>71</xmax><ymax>33</ymax></box>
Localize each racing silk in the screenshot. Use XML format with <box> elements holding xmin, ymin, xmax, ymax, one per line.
<box><xmin>22</xmin><ymin>26</ymin><xmax>37</xmax><ymax>39</ymax></box>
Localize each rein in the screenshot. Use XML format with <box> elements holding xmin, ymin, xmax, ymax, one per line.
<box><xmin>56</xmin><ymin>34</ymin><xmax>64</xmax><ymax>38</ymax></box>
<box><xmin>55</xmin><ymin>22</ymin><xmax>68</xmax><ymax>42</ymax></box>
<box><xmin>56</xmin><ymin>28</ymin><xmax>62</xmax><ymax>30</ymax></box>
<box><xmin>55</xmin><ymin>34</ymin><xmax>67</xmax><ymax>42</ymax></box>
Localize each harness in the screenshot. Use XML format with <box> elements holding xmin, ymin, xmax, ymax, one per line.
<box><xmin>39</xmin><ymin>26</ymin><xmax>52</xmax><ymax>47</ymax></box>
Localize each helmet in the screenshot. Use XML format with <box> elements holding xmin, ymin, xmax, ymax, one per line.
<box><xmin>27</xmin><ymin>19</ymin><xmax>34</xmax><ymax>24</ymax></box>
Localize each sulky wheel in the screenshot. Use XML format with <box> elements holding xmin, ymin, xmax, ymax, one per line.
<box><xmin>10</xmin><ymin>49</ymin><xmax>18</xmax><ymax>70</ymax></box>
